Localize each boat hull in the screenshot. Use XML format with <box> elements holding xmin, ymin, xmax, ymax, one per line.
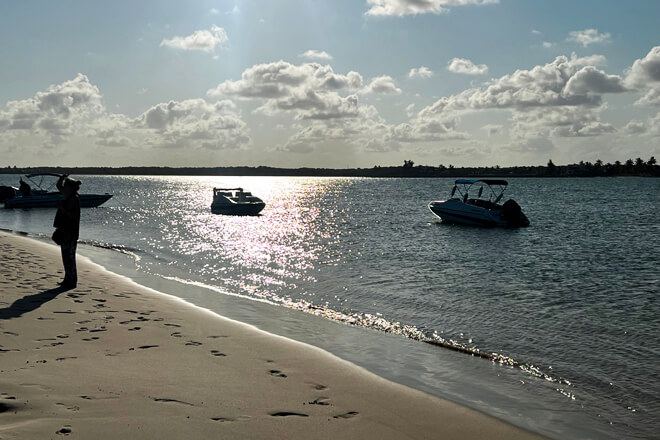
<box><xmin>211</xmin><ymin>202</ymin><xmax>265</xmax><ymax>216</ymax></box>
<box><xmin>428</xmin><ymin>199</ymin><xmax>528</xmax><ymax>228</ymax></box>
<box><xmin>4</xmin><ymin>193</ymin><xmax>113</xmax><ymax>209</ymax></box>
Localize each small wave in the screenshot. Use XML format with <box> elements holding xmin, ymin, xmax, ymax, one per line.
<box><xmin>78</xmin><ymin>239</ymin><xmax>142</xmax><ymax>260</ymax></box>
<box><xmin>147</xmin><ymin>270</ymin><xmax>575</xmax><ymax>399</ymax></box>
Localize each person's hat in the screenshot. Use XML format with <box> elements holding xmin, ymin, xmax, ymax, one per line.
<box><xmin>63</xmin><ymin>178</ymin><xmax>82</xmax><ymax>191</ymax></box>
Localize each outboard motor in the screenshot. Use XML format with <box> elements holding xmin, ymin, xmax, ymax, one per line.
<box><xmin>0</xmin><ymin>186</ymin><xmax>17</xmax><ymax>203</ymax></box>
<box><xmin>502</xmin><ymin>199</ymin><xmax>527</xmax><ymax>227</ymax></box>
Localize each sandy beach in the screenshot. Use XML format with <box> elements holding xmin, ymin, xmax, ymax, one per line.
<box><xmin>0</xmin><ymin>231</ymin><xmax>548</xmax><ymax>439</ymax></box>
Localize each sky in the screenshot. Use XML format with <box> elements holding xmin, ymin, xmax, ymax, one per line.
<box><xmin>0</xmin><ymin>0</ymin><xmax>659</xmax><ymax>168</ymax></box>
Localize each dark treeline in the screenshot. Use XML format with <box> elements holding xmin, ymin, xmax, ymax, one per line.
<box><xmin>2</xmin><ymin>157</ymin><xmax>658</xmax><ymax>178</ymax></box>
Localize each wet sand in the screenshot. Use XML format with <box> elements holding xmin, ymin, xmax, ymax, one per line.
<box><xmin>0</xmin><ymin>231</ymin><xmax>549</xmax><ymax>439</ymax></box>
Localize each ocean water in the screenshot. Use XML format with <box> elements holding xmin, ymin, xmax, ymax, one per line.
<box><xmin>1</xmin><ymin>174</ymin><xmax>658</xmax><ymax>439</ymax></box>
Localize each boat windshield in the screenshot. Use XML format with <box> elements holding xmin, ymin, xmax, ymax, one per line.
<box><xmin>450</xmin><ymin>179</ymin><xmax>508</xmax><ymax>204</ymax></box>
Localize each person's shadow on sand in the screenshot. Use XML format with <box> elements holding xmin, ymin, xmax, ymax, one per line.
<box><xmin>0</xmin><ymin>286</ymin><xmax>71</xmax><ymax>320</ymax></box>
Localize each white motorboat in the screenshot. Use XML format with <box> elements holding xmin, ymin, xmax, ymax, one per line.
<box><xmin>428</xmin><ymin>179</ymin><xmax>529</xmax><ymax>227</ymax></box>
<box><xmin>211</xmin><ymin>187</ymin><xmax>265</xmax><ymax>216</ymax></box>
<box><xmin>1</xmin><ymin>173</ymin><xmax>112</xmax><ymax>209</ymax></box>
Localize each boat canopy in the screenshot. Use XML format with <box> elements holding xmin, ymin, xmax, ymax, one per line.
<box><xmin>454</xmin><ymin>179</ymin><xmax>508</xmax><ymax>186</ymax></box>
<box><xmin>25</xmin><ymin>173</ymin><xmax>63</xmax><ymax>178</ymax></box>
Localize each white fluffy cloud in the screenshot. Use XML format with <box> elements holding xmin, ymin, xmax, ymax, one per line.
<box><xmin>408</xmin><ymin>66</ymin><xmax>434</xmax><ymax>78</ymax></box>
<box><xmin>624</xmin><ymin>46</ymin><xmax>660</xmax><ymax>106</ymax></box>
<box><xmin>511</xmin><ymin>106</ymin><xmax>615</xmax><ymax>138</ymax></box>
<box><xmin>207</xmin><ymin>61</ymin><xmax>367</xmax><ymax>120</ymax></box>
<box><xmin>447</xmin><ymin>58</ymin><xmax>489</xmax><ymax>75</ymax></box>
<box><xmin>365</xmin><ymin>0</ymin><xmax>499</xmax><ymax>16</ymax></box>
<box><xmin>360</xmin><ymin>75</ymin><xmax>402</xmax><ymax>94</ymax></box>
<box><xmin>299</xmin><ymin>50</ymin><xmax>333</xmax><ymax>60</ymax></box>
<box><xmin>136</xmin><ymin>99</ymin><xmax>249</xmax><ymax>149</ymax></box>
<box><xmin>421</xmin><ymin>55</ymin><xmax>626</xmax><ymax>117</ymax></box>
<box><xmin>0</xmin><ymin>73</ymin><xmax>105</xmax><ymax>146</ymax></box>
<box><xmin>0</xmin><ymin>74</ymin><xmax>251</xmax><ymax>153</ymax></box>
<box><xmin>566</xmin><ymin>29</ymin><xmax>611</xmax><ymax>47</ymax></box>
<box><xmin>622</xmin><ymin>120</ymin><xmax>646</xmax><ymax>134</ymax></box>
<box><xmin>160</xmin><ymin>25</ymin><xmax>228</xmax><ymax>52</ymax></box>
<box><xmin>418</xmin><ymin>54</ymin><xmax>629</xmax><ymax>138</ymax></box>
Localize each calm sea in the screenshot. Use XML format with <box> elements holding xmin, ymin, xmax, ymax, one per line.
<box><xmin>1</xmin><ymin>174</ymin><xmax>658</xmax><ymax>439</ymax></box>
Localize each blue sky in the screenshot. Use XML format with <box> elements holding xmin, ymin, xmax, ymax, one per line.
<box><xmin>1</xmin><ymin>0</ymin><xmax>659</xmax><ymax>167</ymax></box>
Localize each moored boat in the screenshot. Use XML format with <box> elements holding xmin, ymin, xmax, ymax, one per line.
<box><xmin>1</xmin><ymin>173</ymin><xmax>112</xmax><ymax>209</ymax></box>
<box><xmin>211</xmin><ymin>187</ymin><xmax>265</xmax><ymax>216</ymax></box>
<box><xmin>428</xmin><ymin>179</ymin><xmax>529</xmax><ymax>227</ymax></box>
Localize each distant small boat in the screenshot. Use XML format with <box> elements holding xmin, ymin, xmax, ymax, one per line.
<box><xmin>0</xmin><ymin>173</ymin><xmax>112</xmax><ymax>209</ymax></box>
<box><xmin>428</xmin><ymin>179</ymin><xmax>529</xmax><ymax>227</ymax></box>
<box><xmin>211</xmin><ymin>187</ymin><xmax>265</xmax><ymax>216</ymax></box>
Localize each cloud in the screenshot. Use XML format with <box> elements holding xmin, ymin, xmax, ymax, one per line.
<box><xmin>0</xmin><ymin>74</ymin><xmax>252</xmax><ymax>153</ymax></box>
<box><xmin>208</xmin><ymin>61</ymin><xmax>363</xmax><ymax>100</ymax></box>
<box><xmin>408</xmin><ymin>66</ymin><xmax>433</xmax><ymax>78</ymax></box>
<box><xmin>160</xmin><ymin>25</ymin><xmax>228</xmax><ymax>52</ymax></box>
<box><xmin>566</xmin><ymin>29</ymin><xmax>611</xmax><ymax>47</ymax></box>
<box><xmin>622</xmin><ymin>120</ymin><xmax>646</xmax><ymax>134</ymax></box>
<box><xmin>649</xmin><ymin>112</ymin><xmax>660</xmax><ymax>136</ymax></box>
<box><xmin>299</xmin><ymin>50</ymin><xmax>333</xmax><ymax>61</ymax></box>
<box><xmin>447</xmin><ymin>58</ymin><xmax>488</xmax><ymax>75</ymax></box>
<box><xmin>482</xmin><ymin>124</ymin><xmax>503</xmax><ymax>136</ymax></box>
<box><xmin>405</xmin><ymin>103</ymin><xmax>416</xmax><ymax>117</ymax></box>
<box><xmin>622</xmin><ymin>47</ymin><xmax>660</xmax><ymax>107</ymax></box>
<box><xmin>568</xmin><ymin>52</ymin><xmax>607</xmax><ymax>67</ymax></box>
<box><xmin>365</xmin><ymin>0</ymin><xmax>499</xmax><ymax>16</ymax></box>
<box><xmin>542</xmin><ymin>42</ymin><xmax>554</xmax><ymax>49</ymax></box>
<box><xmin>636</xmin><ymin>87</ymin><xmax>660</xmax><ymax>106</ymax></box>
<box><xmin>0</xmin><ymin>73</ymin><xmax>105</xmax><ymax>146</ymax></box>
<box><xmin>420</xmin><ymin>55</ymin><xmax>626</xmax><ymax>117</ymax></box>
<box><xmin>532</xmin><ymin>30</ymin><xmax>542</xmax><ymax>35</ymax></box>
<box><xmin>510</xmin><ymin>106</ymin><xmax>615</xmax><ymax>138</ymax></box>
<box><xmin>135</xmin><ymin>99</ymin><xmax>249</xmax><ymax>149</ymax></box>
<box><xmin>418</xmin><ymin>54</ymin><xmax>629</xmax><ymax>139</ymax></box>
<box><xmin>390</xmin><ymin>117</ymin><xmax>466</xmax><ymax>142</ymax></box>
<box><xmin>207</xmin><ymin>61</ymin><xmax>366</xmax><ymax>120</ymax></box>
<box><xmin>563</xmin><ymin>66</ymin><xmax>627</xmax><ymax>96</ymax></box>
<box><xmin>361</xmin><ymin>75</ymin><xmax>402</xmax><ymax>94</ymax></box>
<box><xmin>626</xmin><ymin>47</ymin><xmax>660</xmax><ymax>87</ymax></box>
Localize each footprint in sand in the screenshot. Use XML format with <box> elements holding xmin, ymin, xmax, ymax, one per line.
<box><xmin>137</xmin><ymin>345</ymin><xmax>159</xmax><ymax>350</ymax></box>
<box><xmin>153</xmin><ymin>397</ymin><xmax>194</xmax><ymax>406</ymax></box>
<box><xmin>164</xmin><ymin>323</ymin><xmax>181</xmax><ymax>328</ymax></box>
<box><xmin>333</xmin><ymin>411</ymin><xmax>359</xmax><ymax>419</ymax></box>
<box><xmin>269</xmin><ymin>370</ymin><xmax>287</xmax><ymax>378</ymax></box>
<box><xmin>307</xmin><ymin>398</ymin><xmax>330</xmax><ymax>406</ymax></box>
<box><xmin>185</xmin><ymin>341</ymin><xmax>202</xmax><ymax>346</ymax></box>
<box><xmin>128</xmin><ymin>327</ymin><xmax>141</xmax><ymax>331</ymax></box>
<box><xmin>56</xmin><ymin>425</ymin><xmax>72</xmax><ymax>435</ymax></box>
<box><xmin>210</xmin><ymin>350</ymin><xmax>226</xmax><ymax>357</ymax></box>
<box><xmin>170</xmin><ymin>332</ymin><xmax>183</xmax><ymax>338</ymax></box>
<box><xmin>210</xmin><ymin>415</ymin><xmax>250</xmax><ymax>422</ymax></box>
<box><xmin>313</xmin><ymin>384</ymin><xmax>328</xmax><ymax>391</ymax></box>
<box><xmin>82</xmin><ymin>337</ymin><xmax>99</xmax><ymax>342</ymax></box>
<box><xmin>0</xmin><ymin>401</ymin><xmax>17</xmax><ymax>414</ymax></box>
<box><xmin>270</xmin><ymin>411</ymin><xmax>309</xmax><ymax>417</ymax></box>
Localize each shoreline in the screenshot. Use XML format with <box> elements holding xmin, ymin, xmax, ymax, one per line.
<box><xmin>0</xmin><ymin>231</ymin><xmax>550</xmax><ymax>439</ymax></box>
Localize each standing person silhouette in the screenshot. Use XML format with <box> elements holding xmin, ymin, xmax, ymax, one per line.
<box><xmin>53</xmin><ymin>175</ymin><xmax>81</xmax><ymax>289</ymax></box>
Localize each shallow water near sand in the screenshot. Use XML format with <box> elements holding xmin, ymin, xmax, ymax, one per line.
<box><xmin>1</xmin><ymin>174</ymin><xmax>658</xmax><ymax>439</ymax></box>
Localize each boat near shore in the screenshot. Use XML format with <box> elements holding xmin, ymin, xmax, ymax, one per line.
<box><xmin>428</xmin><ymin>179</ymin><xmax>529</xmax><ymax>227</ymax></box>
<box><xmin>0</xmin><ymin>173</ymin><xmax>112</xmax><ymax>209</ymax></box>
<box><xmin>211</xmin><ymin>187</ymin><xmax>265</xmax><ymax>215</ymax></box>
